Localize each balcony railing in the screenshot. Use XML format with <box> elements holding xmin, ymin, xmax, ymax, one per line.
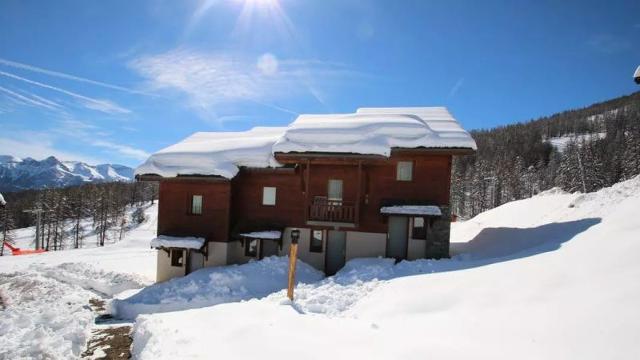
<box><xmin>308</xmin><ymin>198</ymin><xmax>356</xmax><ymax>223</ymax></box>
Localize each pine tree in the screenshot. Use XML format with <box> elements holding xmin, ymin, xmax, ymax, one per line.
<box><xmin>0</xmin><ymin>206</ymin><xmax>16</xmax><ymax>256</ymax></box>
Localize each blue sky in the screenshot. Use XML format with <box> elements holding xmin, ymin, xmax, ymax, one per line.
<box><xmin>1</xmin><ymin>0</ymin><xmax>638</xmax><ymax>167</ymax></box>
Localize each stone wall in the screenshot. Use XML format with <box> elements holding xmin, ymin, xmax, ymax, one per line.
<box><xmin>426</xmin><ymin>206</ymin><xmax>451</xmax><ymax>259</ymax></box>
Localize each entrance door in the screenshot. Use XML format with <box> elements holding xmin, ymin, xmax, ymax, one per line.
<box><xmin>187</xmin><ymin>250</ymin><xmax>205</xmax><ymax>274</ymax></box>
<box><xmin>260</xmin><ymin>239</ymin><xmax>279</xmax><ymax>259</ymax></box>
<box><xmin>387</xmin><ymin>216</ymin><xmax>408</xmax><ymax>261</ymax></box>
<box><xmin>325</xmin><ymin>230</ymin><xmax>346</xmax><ymax>275</ymax></box>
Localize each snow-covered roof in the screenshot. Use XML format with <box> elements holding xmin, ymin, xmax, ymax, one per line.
<box><xmin>635</xmin><ymin>65</ymin><xmax>640</xmax><ymax>78</ymax></box>
<box><xmin>136</xmin><ymin>107</ymin><xmax>475</xmax><ymax>179</ymax></box>
<box><xmin>136</xmin><ymin>127</ymin><xmax>286</xmax><ymax>179</ymax></box>
<box><xmin>239</xmin><ymin>231</ymin><xmax>282</xmax><ymax>239</ymax></box>
<box><xmin>150</xmin><ymin>235</ymin><xmax>205</xmax><ymax>250</ymax></box>
<box><xmin>380</xmin><ymin>205</ymin><xmax>442</xmax><ymax>216</ymax></box>
<box><xmin>0</xmin><ymin>193</ymin><xmax>5</xmax><ymax>206</ymax></box>
<box><xmin>272</xmin><ymin>107</ymin><xmax>476</xmax><ymax>156</ymax></box>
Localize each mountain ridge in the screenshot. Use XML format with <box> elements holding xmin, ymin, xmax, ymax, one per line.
<box><xmin>0</xmin><ymin>155</ymin><xmax>134</xmax><ymax>192</ymax></box>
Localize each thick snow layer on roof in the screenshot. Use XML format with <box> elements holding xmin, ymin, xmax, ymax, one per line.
<box><xmin>635</xmin><ymin>65</ymin><xmax>640</xmax><ymax>78</ymax></box>
<box><xmin>135</xmin><ymin>127</ymin><xmax>286</xmax><ymax>179</ymax></box>
<box><xmin>150</xmin><ymin>235</ymin><xmax>205</xmax><ymax>250</ymax></box>
<box><xmin>239</xmin><ymin>231</ymin><xmax>282</xmax><ymax>239</ymax></box>
<box><xmin>380</xmin><ymin>205</ymin><xmax>442</xmax><ymax>216</ymax></box>
<box><xmin>272</xmin><ymin>107</ymin><xmax>476</xmax><ymax>156</ymax></box>
<box><xmin>0</xmin><ymin>193</ymin><xmax>5</xmax><ymax>206</ymax></box>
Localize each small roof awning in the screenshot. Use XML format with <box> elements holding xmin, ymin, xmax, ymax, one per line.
<box><xmin>380</xmin><ymin>205</ymin><xmax>442</xmax><ymax>217</ymax></box>
<box><xmin>150</xmin><ymin>235</ymin><xmax>205</xmax><ymax>250</ymax></box>
<box><xmin>239</xmin><ymin>230</ymin><xmax>282</xmax><ymax>240</ymax></box>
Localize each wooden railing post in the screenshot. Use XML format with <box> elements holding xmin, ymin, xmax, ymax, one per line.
<box><xmin>355</xmin><ymin>160</ymin><xmax>362</xmax><ymax>225</ymax></box>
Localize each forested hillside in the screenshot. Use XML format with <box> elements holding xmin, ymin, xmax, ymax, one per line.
<box><xmin>452</xmin><ymin>91</ymin><xmax>640</xmax><ymax>219</ymax></box>
<box><xmin>0</xmin><ymin>182</ymin><xmax>157</xmax><ymax>253</ymax></box>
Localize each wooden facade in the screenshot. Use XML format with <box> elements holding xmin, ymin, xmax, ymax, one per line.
<box><xmin>156</xmin><ymin>151</ymin><xmax>455</xmax><ymax>243</ymax></box>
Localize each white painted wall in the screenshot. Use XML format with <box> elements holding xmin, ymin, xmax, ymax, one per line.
<box><xmin>156</xmin><ymin>249</ymin><xmax>185</xmax><ymax>282</ymax></box>
<box><xmin>345</xmin><ymin>231</ymin><xmax>387</xmax><ymax>261</ymax></box>
<box><xmin>205</xmin><ymin>241</ymin><xmax>229</xmax><ymax>267</ymax></box>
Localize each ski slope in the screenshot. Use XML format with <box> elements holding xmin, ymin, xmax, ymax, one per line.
<box><xmin>132</xmin><ymin>177</ymin><xmax>640</xmax><ymax>360</ymax></box>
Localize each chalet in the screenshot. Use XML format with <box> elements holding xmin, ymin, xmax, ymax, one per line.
<box><xmin>136</xmin><ymin>107</ymin><xmax>476</xmax><ymax>282</ymax></box>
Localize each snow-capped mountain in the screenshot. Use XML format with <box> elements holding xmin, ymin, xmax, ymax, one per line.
<box><xmin>0</xmin><ymin>155</ymin><xmax>134</xmax><ymax>192</ymax></box>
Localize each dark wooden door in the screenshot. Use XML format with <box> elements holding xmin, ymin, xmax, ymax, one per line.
<box><xmin>260</xmin><ymin>239</ymin><xmax>279</xmax><ymax>259</ymax></box>
<box><xmin>387</xmin><ymin>216</ymin><xmax>408</xmax><ymax>261</ymax></box>
<box><xmin>326</xmin><ymin>230</ymin><xmax>346</xmax><ymax>275</ymax></box>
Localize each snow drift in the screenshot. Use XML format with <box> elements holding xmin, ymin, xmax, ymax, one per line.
<box><xmin>113</xmin><ymin>256</ymin><xmax>324</xmax><ymax>319</ymax></box>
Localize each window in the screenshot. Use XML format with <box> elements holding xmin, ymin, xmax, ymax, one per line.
<box><xmin>262</xmin><ymin>187</ymin><xmax>276</xmax><ymax>206</ymax></box>
<box><xmin>244</xmin><ymin>238</ymin><xmax>258</xmax><ymax>257</ymax></box>
<box><xmin>327</xmin><ymin>179</ymin><xmax>343</xmax><ymax>203</ymax></box>
<box><xmin>310</xmin><ymin>230</ymin><xmax>323</xmax><ymax>253</ymax></box>
<box><xmin>191</xmin><ymin>195</ymin><xmax>203</xmax><ymax>215</ymax></box>
<box><xmin>396</xmin><ymin>161</ymin><xmax>413</xmax><ymax>181</ymax></box>
<box><xmin>412</xmin><ymin>217</ymin><xmax>427</xmax><ymax>240</ymax></box>
<box><xmin>171</xmin><ymin>249</ymin><xmax>183</xmax><ymax>267</ymax></box>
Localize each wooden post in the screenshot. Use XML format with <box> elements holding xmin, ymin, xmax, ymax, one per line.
<box><xmin>304</xmin><ymin>159</ymin><xmax>310</xmax><ymax>221</ymax></box>
<box><xmin>287</xmin><ymin>229</ymin><xmax>300</xmax><ymax>301</ymax></box>
<box><xmin>355</xmin><ymin>160</ymin><xmax>362</xmax><ymax>225</ymax></box>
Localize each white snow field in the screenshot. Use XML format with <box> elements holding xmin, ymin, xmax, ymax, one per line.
<box><xmin>0</xmin><ymin>204</ymin><xmax>158</xmax><ymax>359</ymax></box>
<box><xmin>131</xmin><ymin>176</ymin><xmax>640</xmax><ymax>360</ymax></box>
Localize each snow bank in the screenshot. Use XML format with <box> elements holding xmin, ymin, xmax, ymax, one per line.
<box><xmin>35</xmin><ymin>262</ymin><xmax>148</xmax><ymax>297</ymax></box>
<box><xmin>239</xmin><ymin>230</ymin><xmax>281</xmax><ymax>239</ymax></box>
<box><xmin>150</xmin><ymin>235</ymin><xmax>205</xmax><ymax>250</ymax></box>
<box><xmin>0</xmin><ymin>272</ymin><xmax>95</xmax><ymax>359</ymax></box>
<box><xmin>0</xmin><ymin>192</ymin><xmax>5</xmax><ymax>206</ymax></box>
<box><xmin>380</xmin><ymin>205</ymin><xmax>442</xmax><ymax>216</ymax></box>
<box><xmin>273</xmin><ymin>107</ymin><xmax>476</xmax><ymax>156</ymax></box>
<box><xmin>113</xmin><ymin>256</ymin><xmax>324</xmax><ymax>319</ymax></box>
<box><xmin>135</xmin><ymin>127</ymin><xmax>285</xmax><ymax>179</ymax></box>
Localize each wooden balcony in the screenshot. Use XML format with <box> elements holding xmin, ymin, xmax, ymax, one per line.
<box><xmin>308</xmin><ymin>198</ymin><xmax>356</xmax><ymax>224</ymax></box>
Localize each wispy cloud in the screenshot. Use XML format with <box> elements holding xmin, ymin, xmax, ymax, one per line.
<box><xmin>587</xmin><ymin>34</ymin><xmax>631</xmax><ymax>54</ymax></box>
<box><xmin>448</xmin><ymin>77</ymin><xmax>465</xmax><ymax>98</ymax></box>
<box><xmin>52</xmin><ymin>118</ymin><xmax>150</xmax><ymax>161</ymax></box>
<box><xmin>91</xmin><ymin>139</ymin><xmax>150</xmax><ymax>160</ymax></box>
<box><xmin>0</xmin><ymin>85</ymin><xmax>63</xmax><ymax>111</ymax></box>
<box><xmin>129</xmin><ymin>47</ymin><xmax>366</xmax><ymax>120</ymax></box>
<box><xmin>0</xmin><ymin>70</ymin><xmax>131</xmax><ymax>114</ymax></box>
<box><xmin>0</xmin><ymin>131</ymin><xmax>108</xmax><ymax>165</ymax></box>
<box><xmin>0</xmin><ymin>57</ymin><xmax>147</xmax><ymax>95</ymax></box>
